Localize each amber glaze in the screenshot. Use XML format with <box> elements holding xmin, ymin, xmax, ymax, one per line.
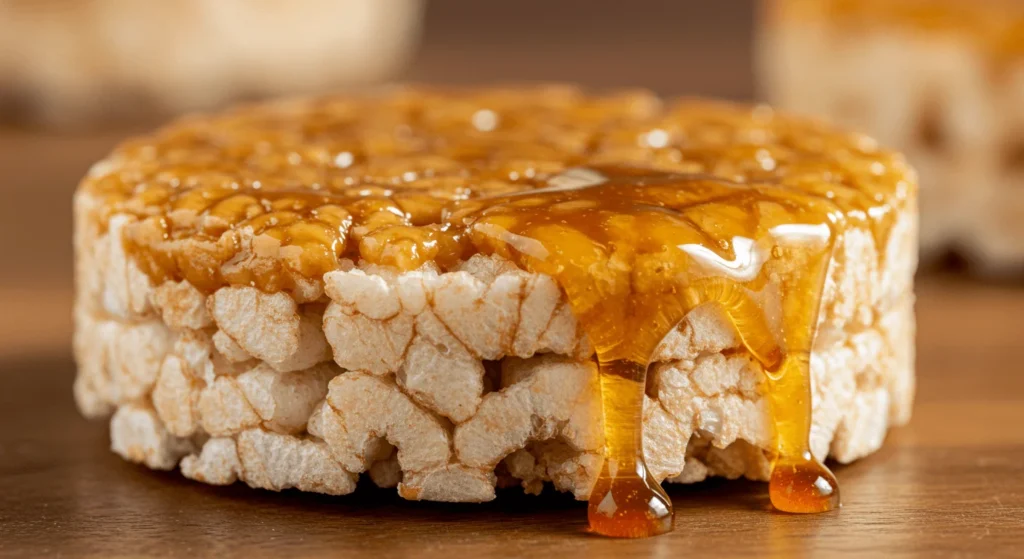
<box><xmin>77</xmin><ymin>86</ymin><xmax>915</xmax><ymax>538</ymax></box>
<box><xmin>772</xmin><ymin>0</ymin><xmax>1024</xmax><ymax>59</ymax></box>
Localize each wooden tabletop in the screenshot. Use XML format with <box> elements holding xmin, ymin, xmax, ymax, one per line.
<box><xmin>0</xmin><ymin>276</ymin><xmax>1021</xmax><ymax>557</ymax></box>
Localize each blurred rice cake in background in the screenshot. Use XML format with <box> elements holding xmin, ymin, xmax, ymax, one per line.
<box><xmin>0</xmin><ymin>0</ymin><xmax>423</xmax><ymax>125</ymax></box>
<box><xmin>759</xmin><ymin>0</ymin><xmax>1024</xmax><ymax>273</ymax></box>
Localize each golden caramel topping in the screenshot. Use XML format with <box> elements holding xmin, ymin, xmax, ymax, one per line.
<box><xmin>82</xmin><ymin>87</ymin><xmax>911</xmax><ymax>293</ymax></box>
<box><xmin>773</xmin><ymin>0</ymin><xmax>1024</xmax><ymax>59</ymax></box>
<box><xmin>78</xmin><ymin>86</ymin><xmax>914</xmax><ymax>538</ymax></box>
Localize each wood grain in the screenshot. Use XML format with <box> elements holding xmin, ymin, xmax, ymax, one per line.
<box><xmin>1</xmin><ymin>276</ymin><xmax>1022</xmax><ymax>558</ymax></box>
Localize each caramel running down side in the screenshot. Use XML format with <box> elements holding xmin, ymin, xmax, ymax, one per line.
<box><xmin>76</xmin><ymin>87</ymin><xmax>915</xmax><ymax>538</ymax></box>
<box><xmin>455</xmin><ymin>166</ymin><xmax>850</xmax><ymax>536</ymax></box>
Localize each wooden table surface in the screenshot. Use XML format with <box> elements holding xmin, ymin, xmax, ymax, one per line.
<box><xmin>2</xmin><ymin>2</ymin><xmax>1023</xmax><ymax>556</ymax></box>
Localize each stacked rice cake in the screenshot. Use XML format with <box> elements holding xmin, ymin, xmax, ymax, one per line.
<box><xmin>73</xmin><ymin>87</ymin><xmax>917</xmax><ymax>502</ymax></box>
<box><xmin>760</xmin><ymin>0</ymin><xmax>1024</xmax><ymax>272</ymax></box>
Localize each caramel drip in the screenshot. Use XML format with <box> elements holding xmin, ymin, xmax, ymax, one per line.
<box><xmin>456</xmin><ymin>167</ymin><xmax>847</xmax><ymax>536</ymax></box>
<box><xmin>77</xmin><ymin>88</ymin><xmax>915</xmax><ymax>538</ymax></box>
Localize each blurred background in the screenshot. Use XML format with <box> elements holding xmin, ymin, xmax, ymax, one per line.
<box><xmin>0</xmin><ymin>0</ymin><xmax>1019</xmax><ymax>360</ymax></box>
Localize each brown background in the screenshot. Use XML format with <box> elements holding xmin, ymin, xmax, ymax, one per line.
<box><xmin>2</xmin><ymin>1</ymin><xmax>1023</xmax><ymax>557</ymax></box>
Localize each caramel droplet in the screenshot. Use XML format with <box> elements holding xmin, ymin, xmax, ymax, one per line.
<box><xmin>586</xmin><ymin>360</ymin><xmax>673</xmax><ymax>538</ymax></box>
<box><xmin>770</xmin><ymin>452</ymin><xmax>841</xmax><ymax>513</ymax></box>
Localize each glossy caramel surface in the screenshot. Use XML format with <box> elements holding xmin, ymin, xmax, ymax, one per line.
<box><xmin>79</xmin><ymin>87</ymin><xmax>911</xmax><ymax>293</ymax></box>
<box><xmin>77</xmin><ymin>86</ymin><xmax>914</xmax><ymax>537</ymax></box>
